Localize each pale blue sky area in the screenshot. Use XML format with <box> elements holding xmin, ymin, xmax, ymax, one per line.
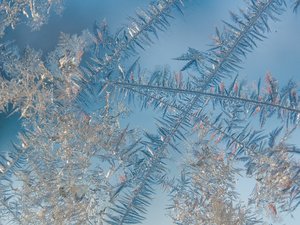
<box><xmin>1</xmin><ymin>1</ymin><xmax>300</xmax><ymax>224</ymax></box>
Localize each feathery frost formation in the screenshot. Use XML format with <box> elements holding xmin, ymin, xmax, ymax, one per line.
<box><xmin>0</xmin><ymin>0</ymin><xmax>300</xmax><ymax>224</ymax></box>
<box><xmin>0</xmin><ymin>0</ymin><xmax>65</xmax><ymax>37</ymax></box>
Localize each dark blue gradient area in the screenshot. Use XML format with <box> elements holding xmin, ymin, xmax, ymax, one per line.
<box><xmin>0</xmin><ymin>111</ymin><xmax>21</xmax><ymax>154</ymax></box>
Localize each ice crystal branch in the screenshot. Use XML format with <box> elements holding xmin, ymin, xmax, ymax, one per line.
<box><xmin>243</xmin><ymin>140</ymin><xmax>300</xmax><ymax>218</ymax></box>
<box><xmin>0</xmin><ymin>0</ymin><xmax>65</xmax><ymax>37</ymax></box>
<box><xmin>104</xmin><ymin>1</ymin><xmax>292</xmax><ymax>223</ymax></box>
<box><xmin>110</xmin><ymin>76</ymin><xmax>300</xmax><ymax>118</ymax></box>
<box><xmin>11</xmin><ymin>108</ymin><xmax>140</xmax><ymax>224</ymax></box>
<box><xmin>0</xmin><ymin>0</ymin><xmax>186</xmax><ymax>223</ymax></box>
<box><xmin>293</xmin><ymin>0</ymin><xmax>300</xmax><ymax>11</ymax></box>
<box><xmin>0</xmin><ymin>69</ymin><xmax>141</xmax><ymax>224</ymax></box>
<box><xmin>110</xmin><ymin>66</ymin><xmax>300</xmax><ymax>178</ymax></box>
<box><xmin>88</xmin><ymin>0</ymin><xmax>185</xmax><ymax>78</ymax></box>
<box><xmin>169</xmin><ymin>145</ymin><xmax>262</xmax><ymax>225</ymax></box>
<box><xmin>178</xmin><ymin>0</ymin><xmax>286</xmax><ymax>88</ymax></box>
<box><xmin>0</xmin><ymin>47</ymin><xmax>53</xmax><ymax>118</ymax></box>
<box><xmin>0</xmin><ymin>0</ymin><xmax>299</xmax><ymax>224</ymax></box>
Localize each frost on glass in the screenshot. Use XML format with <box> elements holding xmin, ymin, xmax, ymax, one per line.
<box><xmin>0</xmin><ymin>0</ymin><xmax>65</xmax><ymax>37</ymax></box>
<box><xmin>168</xmin><ymin>145</ymin><xmax>260</xmax><ymax>225</ymax></box>
<box><xmin>0</xmin><ymin>0</ymin><xmax>300</xmax><ymax>224</ymax></box>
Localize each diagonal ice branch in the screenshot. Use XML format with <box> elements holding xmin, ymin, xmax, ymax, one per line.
<box><xmin>108</xmin><ymin>1</ymin><xmax>288</xmax><ymax>223</ymax></box>
<box><xmin>0</xmin><ymin>198</ymin><xmax>22</xmax><ymax>224</ymax></box>
<box><xmin>92</xmin><ymin>0</ymin><xmax>185</xmax><ymax>76</ymax></box>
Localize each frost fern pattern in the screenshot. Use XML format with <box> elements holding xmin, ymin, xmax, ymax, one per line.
<box><xmin>0</xmin><ymin>0</ymin><xmax>300</xmax><ymax>224</ymax></box>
